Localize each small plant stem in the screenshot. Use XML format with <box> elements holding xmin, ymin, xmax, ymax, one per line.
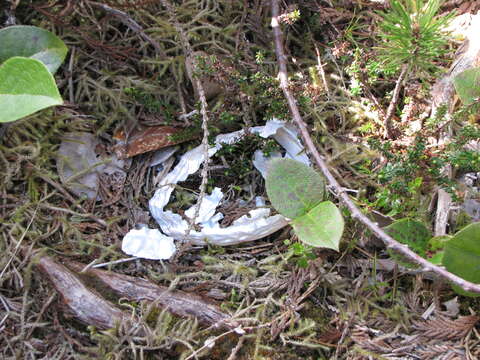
<box><xmin>226</xmin><ymin>335</ymin><xmax>245</xmax><ymax>360</ymax></box>
<box><xmin>159</xmin><ymin>0</ymin><xmax>210</xmax><ymax>236</ymax></box>
<box><xmin>270</xmin><ymin>0</ymin><xmax>480</xmax><ymax>294</ymax></box>
<box><xmin>314</xmin><ymin>44</ymin><xmax>330</xmax><ymax>98</ymax></box>
<box><xmin>185</xmin><ymin>328</ymin><xmax>241</xmax><ymax>360</ymax></box>
<box><xmin>384</xmin><ymin>63</ymin><xmax>408</xmax><ymax>139</ymax></box>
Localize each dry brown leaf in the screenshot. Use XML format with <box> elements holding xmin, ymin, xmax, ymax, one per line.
<box><xmin>113</xmin><ymin>125</ymin><xmax>196</xmax><ymax>158</ymax></box>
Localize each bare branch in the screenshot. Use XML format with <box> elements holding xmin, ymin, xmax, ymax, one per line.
<box><xmin>383</xmin><ymin>63</ymin><xmax>408</xmax><ymax>139</ymax></box>
<box><xmin>159</xmin><ymin>0</ymin><xmax>211</xmax><ymax>236</ymax></box>
<box><xmin>270</xmin><ymin>0</ymin><xmax>480</xmax><ymax>294</ymax></box>
<box><xmin>87</xmin><ymin>1</ymin><xmax>166</xmax><ymax>58</ymax></box>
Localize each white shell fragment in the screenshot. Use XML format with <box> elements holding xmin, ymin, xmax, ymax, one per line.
<box><xmin>122</xmin><ymin>119</ymin><xmax>308</xmax><ymax>259</ymax></box>
<box><xmin>121</xmin><ymin>227</ymin><xmax>176</xmax><ymax>260</ymax></box>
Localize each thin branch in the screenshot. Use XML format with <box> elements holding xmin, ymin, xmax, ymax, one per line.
<box><xmin>159</xmin><ymin>0</ymin><xmax>210</xmax><ymax>236</ymax></box>
<box><xmin>384</xmin><ymin>63</ymin><xmax>408</xmax><ymax>139</ymax></box>
<box><xmin>314</xmin><ymin>44</ymin><xmax>330</xmax><ymax>98</ymax></box>
<box><xmin>270</xmin><ymin>0</ymin><xmax>480</xmax><ymax>294</ymax></box>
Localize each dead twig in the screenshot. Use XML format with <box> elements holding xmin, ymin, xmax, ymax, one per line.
<box><xmin>159</xmin><ymin>0</ymin><xmax>211</xmax><ymax>237</ymax></box>
<box><xmin>270</xmin><ymin>0</ymin><xmax>480</xmax><ymax>294</ymax></box>
<box><xmin>314</xmin><ymin>44</ymin><xmax>331</xmax><ymax>98</ymax></box>
<box><xmin>384</xmin><ymin>63</ymin><xmax>408</xmax><ymax>139</ymax></box>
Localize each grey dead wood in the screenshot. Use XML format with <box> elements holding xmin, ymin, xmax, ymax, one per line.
<box><xmin>37</xmin><ymin>256</ymin><xmax>128</xmax><ymax>329</ymax></box>
<box><xmin>37</xmin><ymin>255</ymin><xmax>233</xmax><ymax>330</ymax></box>
<box><xmin>66</xmin><ymin>261</ymin><xmax>234</xmax><ymax>329</ymax></box>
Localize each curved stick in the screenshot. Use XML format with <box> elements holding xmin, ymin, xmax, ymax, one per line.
<box><xmin>270</xmin><ymin>0</ymin><xmax>480</xmax><ymax>294</ymax></box>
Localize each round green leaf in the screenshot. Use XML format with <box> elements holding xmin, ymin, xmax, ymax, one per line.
<box><xmin>266</xmin><ymin>158</ymin><xmax>325</xmax><ymax>219</ymax></box>
<box><xmin>0</xmin><ymin>57</ymin><xmax>63</xmax><ymax>123</ymax></box>
<box><xmin>443</xmin><ymin>222</ymin><xmax>480</xmax><ymax>297</ymax></box>
<box><xmin>291</xmin><ymin>201</ymin><xmax>344</xmax><ymax>251</ymax></box>
<box><xmin>453</xmin><ymin>67</ymin><xmax>480</xmax><ymax>105</ymax></box>
<box><xmin>0</xmin><ymin>25</ymin><xmax>68</xmax><ymax>74</ymax></box>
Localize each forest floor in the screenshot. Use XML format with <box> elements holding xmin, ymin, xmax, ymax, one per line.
<box><xmin>1</xmin><ymin>1</ymin><xmax>480</xmax><ymax>359</ymax></box>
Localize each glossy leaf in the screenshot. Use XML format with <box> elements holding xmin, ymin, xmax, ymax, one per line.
<box><xmin>266</xmin><ymin>158</ymin><xmax>325</xmax><ymax>219</ymax></box>
<box><xmin>0</xmin><ymin>57</ymin><xmax>63</xmax><ymax>123</ymax></box>
<box><xmin>291</xmin><ymin>201</ymin><xmax>344</xmax><ymax>251</ymax></box>
<box><xmin>0</xmin><ymin>25</ymin><xmax>67</xmax><ymax>74</ymax></box>
<box><xmin>453</xmin><ymin>67</ymin><xmax>480</xmax><ymax>105</ymax></box>
<box><xmin>443</xmin><ymin>222</ymin><xmax>480</xmax><ymax>297</ymax></box>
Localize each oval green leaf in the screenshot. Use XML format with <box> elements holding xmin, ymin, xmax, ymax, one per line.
<box><xmin>443</xmin><ymin>222</ymin><xmax>480</xmax><ymax>297</ymax></box>
<box><xmin>0</xmin><ymin>25</ymin><xmax>67</xmax><ymax>74</ymax></box>
<box><xmin>291</xmin><ymin>201</ymin><xmax>344</xmax><ymax>251</ymax></box>
<box><xmin>384</xmin><ymin>218</ymin><xmax>431</xmax><ymax>257</ymax></box>
<box><xmin>453</xmin><ymin>67</ymin><xmax>480</xmax><ymax>105</ymax></box>
<box><xmin>0</xmin><ymin>57</ymin><xmax>63</xmax><ymax>123</ymax></box>
<box><xmin>266</xmin><ymin>158</ymin><xmax>325</xmax><ymax>219</ymax></box>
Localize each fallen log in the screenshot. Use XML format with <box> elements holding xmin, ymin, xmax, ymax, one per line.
<box><xmin>37</xmin><ymin>256</ymin><xmax>128</xmax><ymax>329</ymax></box>
<box><xmin>37</xmin><ymin>256</ymin><xmax>234</xmax><ymax>330</ymax></box>
<box><xmin>67</xmin><ymin>261</ymin><xmax>234</xmax><ymax>329</ymax></box>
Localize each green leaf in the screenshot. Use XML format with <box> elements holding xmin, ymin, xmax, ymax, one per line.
<box><xmin>0</xmin><ymin>25</ymin><xmax>67</xmax><ymax>74</ymax></box>
<box><xmin>266</xmin><ymin>158</ymin><xmax>325</xmax><ymax>219</ymax></box>
<box><xmin>443</xmin><ymin>222</ymin><xmax>480</xmax><ymax>297</ymax></box>
<box><xmin>291</xmin><ymin>201</ymin><xmax>344</xmax><ymax>251</ymax></box>
<box><xmin>384</xmin><ymin>218</ymin><xmax>431</xmax><ymax>257</ymax></box>
<box><xmin>0</xmin><ymin>57</ymin><xmax>63</xmax><ymax>123</ymax></box>
<box><xmin>453</xmin><ymin>68</ymin><xmax>480</xmax><ymax>105</ymax></box>
<box><xmin>384</xmin><ymin>218</ymin><xmax>431</xmax><ymax>268</ymax></box>
<box><xmin>426</xmin><ymin>235</ymin><xmax>451</xmax><ymax>265</ymax></box>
